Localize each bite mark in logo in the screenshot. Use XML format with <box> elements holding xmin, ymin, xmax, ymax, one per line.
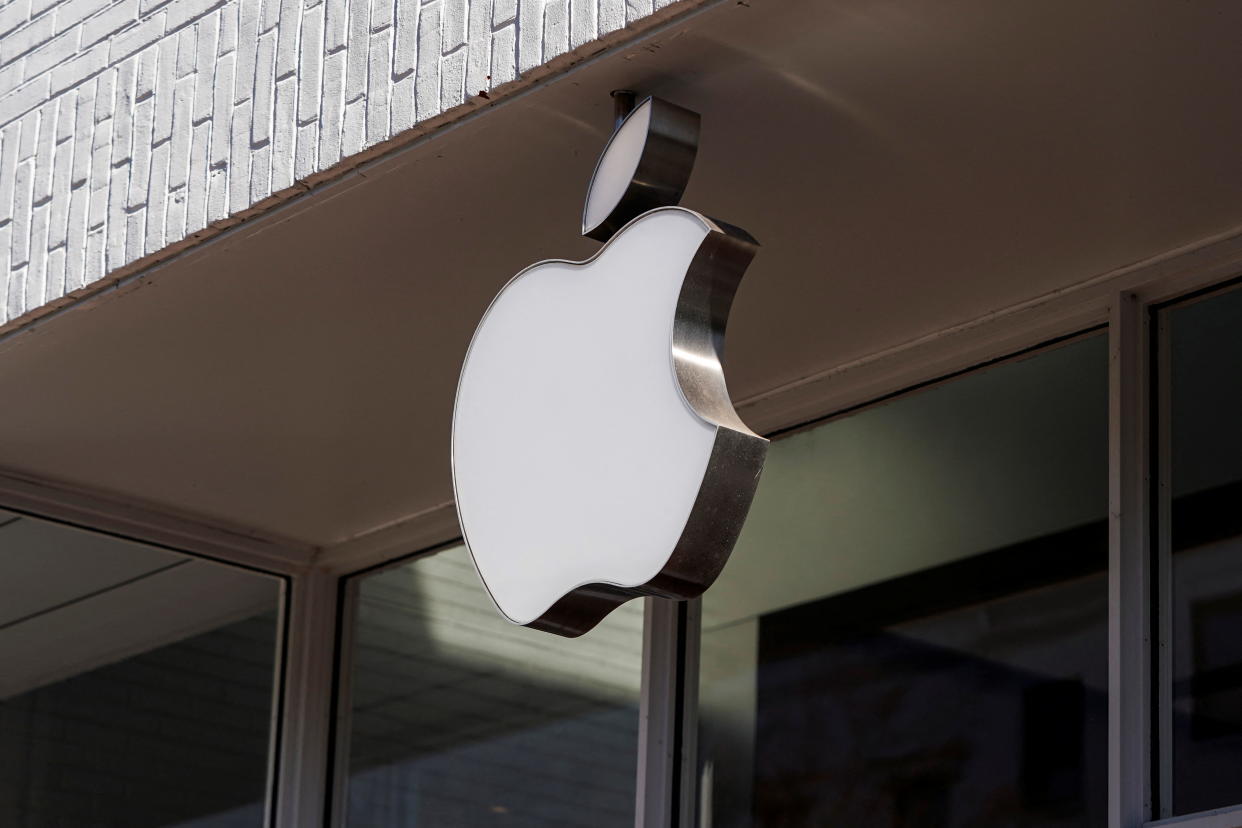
<box><xmin>452</xmin><ymin>96</ymin><xmax>768</xmax><ymax>637</ymax></box>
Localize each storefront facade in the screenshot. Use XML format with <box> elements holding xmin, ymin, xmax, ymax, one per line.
<box><xmin>2</xmin><ymin>0</ymin><xmax>1242</xmax><ymax>826</ymax></box>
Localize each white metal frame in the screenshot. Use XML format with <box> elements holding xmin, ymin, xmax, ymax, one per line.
<box><xmin>5</xmin><ymin>225</ymin><xmax>1242</xmax><ymax>827</ymax></box>
<box><xmin>0</xmin><ymin>466</ymin><xmax>331</xmax><ymax>828</ymax></box>
<box><xmin>1154</xmin><ymin>303</ymin><xmax>1176</xmax><ymax>821</ymax></box>
<box><xmin>1151</xmin><ymin>805</ymin><xmax>1242</xmax><ymax>828</ymax></box>
<box><xmin>1142</xmin><ymin>279</ymin><xmax>1242</xmax><ymax>828</ymax></box>
<box><xmin>318</xmin><ymin>539</ymin><xmax>454</xmax><ymax>828</ymax></box>
<box><xmin>272</xmin><ymin>568</ymin><xmax>342</xmax><ymax>828</ymax></box>
<box><xmin>637</xmin><ymin>597</ymin><xmax>701</xmax><ymax>828</ymax></box>
<box><xmin>1111</xmin><ymin>293</ymin><xmax>1153</xmax><ymax>828</ymax></box>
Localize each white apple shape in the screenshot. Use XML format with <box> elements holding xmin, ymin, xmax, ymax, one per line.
<box><xmin>453</xmin><ymin>95</ymin><xmax>765</xmax><ymax>636</ymax></box>
<box><xmin>452</xmin><ymin>206</ymin><xmax>766</xmax><ymax>636</ymax></box>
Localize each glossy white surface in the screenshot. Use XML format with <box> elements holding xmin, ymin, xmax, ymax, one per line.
<box><xmin>582</xmin><ymin>100</ymin><xmax>653</xmax><ymax>234</ymax></box>
<box><xmin>453</xmin><ymin>209</ymin><xmax>716</xmax><ymax>624</ymax></box>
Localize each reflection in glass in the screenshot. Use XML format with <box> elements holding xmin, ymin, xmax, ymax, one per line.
<box><xmin>0</xmin><ymin>513</ymin><xmax>282</xmax><ymax>828</ymax></box>
<box><xmin>1161</xmin><ymin>284</ymin><xmax>1242</xmax><ymax>816</ymax></box>
<box><xmin>342</xmin><ymin>546</ymin><xmax>642</xmax><ymax>827</ymax></box>
<box><xmin>699</xmin><ymin>335</ymin><xmax>1108</xmax><ymax>827</ymax></box>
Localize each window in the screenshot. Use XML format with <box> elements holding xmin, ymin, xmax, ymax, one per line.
<box><xmin>697</xmin><ymin>335</ymin><xmax>1109</xmax><ymax>827</ymax></box>
<box><xmin>0</xmin><ymin>512</ymin><xmax>283</xmax><ymax>827</ymax></box>
<box><xmin>335</xmin><ymin>544</ymin><xmax>643</xmax><ymax>827</ymax></box>
<box><xmin>1156</xmin><ymin>283</ymin><xmax>1242</xmax><ymax>817</ymax></box>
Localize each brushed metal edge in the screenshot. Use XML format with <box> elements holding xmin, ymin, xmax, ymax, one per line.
<box><xmin>581</xmin><ymin>96</ymin><xmax>701</xmax><ymax>242</ymax></box>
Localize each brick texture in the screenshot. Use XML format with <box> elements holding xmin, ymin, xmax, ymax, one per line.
<box><xmin>0</xmin><ymin>0</ymin><xmax>686</xmax><ymax>326</ymax></box>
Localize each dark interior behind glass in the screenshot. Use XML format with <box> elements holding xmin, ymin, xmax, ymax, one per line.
<box><xmin>753</xmin><ymin>537</ymin><xmax>1107</xmax><ymax>827</ymax></box>
<box><xmin>698</xmin><ymin>334</ymin><xmax>1108</xmax><ymax>828</ymax></box>
<box><xmin>1162</xmin><ymin>283</ymin><xmax>1242</xmax><ymax>816</ymax></box>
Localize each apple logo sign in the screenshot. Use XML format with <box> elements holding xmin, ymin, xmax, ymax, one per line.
<box><xmin>452</xmin><ymin>96</ymin><xmax>767</xmax><ymax>637</ymax></box>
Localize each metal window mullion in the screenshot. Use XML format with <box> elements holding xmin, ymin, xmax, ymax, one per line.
<box><xmin>637</xmin><ymin>597</ymin><xmax>700</xmax><ymax>828</ymax></box>
<box><xmin>678</xmin><ymin>599</ymin><xmax>702</xmax><ymax>828</ymax></box>
<box><xmin>1109</xmin><ymin>292</ymin><xmax>1153</xmax><ymax>828</ymax></box>
<box><xmin>1153</xmin><ymin>309</ymin><xmax>1174</xmax><ymax>819</ymax></box>
<box><xmin>273</xmin><ymin>568</ymin><xmax>341</xmax><ymax>828</ymax></box>
<box><xmin>327</xmin><ymin>576</ymin><xmax>360</xmax><ymax>828</ymax></box>
<box><xmin>0</xmin><ymin>468</ymin><xmax>315</xmax><ymax>575</ymax></box>
<box><xmin>1145</xmin><ymin>802</ymin><xmax>1242</xmax><ymax>828</ymax></box>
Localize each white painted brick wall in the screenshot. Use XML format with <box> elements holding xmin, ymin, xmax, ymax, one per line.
<box><xmin>0</xmin><ymin>0</ymin><xmax>688</xmax><ymax>327</ymax></box>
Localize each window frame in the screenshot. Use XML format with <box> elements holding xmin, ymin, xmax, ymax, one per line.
<box><xmin>0</xmin><ymin>483</ymin><xmax>299</xmax><ymax>828</ymax></box>
<box><xmin>321</xmin><ymin>540</ymin><xmax>676</xmax><ymax>828</ymax></box>
<box><xmin>657</xmin><ymin>239</ymin><xmax>1242</xmax><ymax>828</ymax></box>
<box><xmin>1145</xmin><ymin>278</ymin><xmax>1242</xmax><ymax>826</ymax></box>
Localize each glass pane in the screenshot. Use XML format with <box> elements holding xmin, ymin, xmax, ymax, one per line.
<box><xmin>1161</xmin><ymin>284</ymin><xmax>1242</xmax><ymax>816</ymax></box>
<box><xmin>0</xmin><ymin>513</ymin><xmax>282</xmax><ymax>828</ymax></box>
<box><xmin>343</xmin><ymin>545</ymin><xmax>642</xmax><ymax>827</ymax></box>
<box><xmin>699</xmin><ymin>335</ymin><xmax>1108</xmax><ymax>827</ymax></box>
